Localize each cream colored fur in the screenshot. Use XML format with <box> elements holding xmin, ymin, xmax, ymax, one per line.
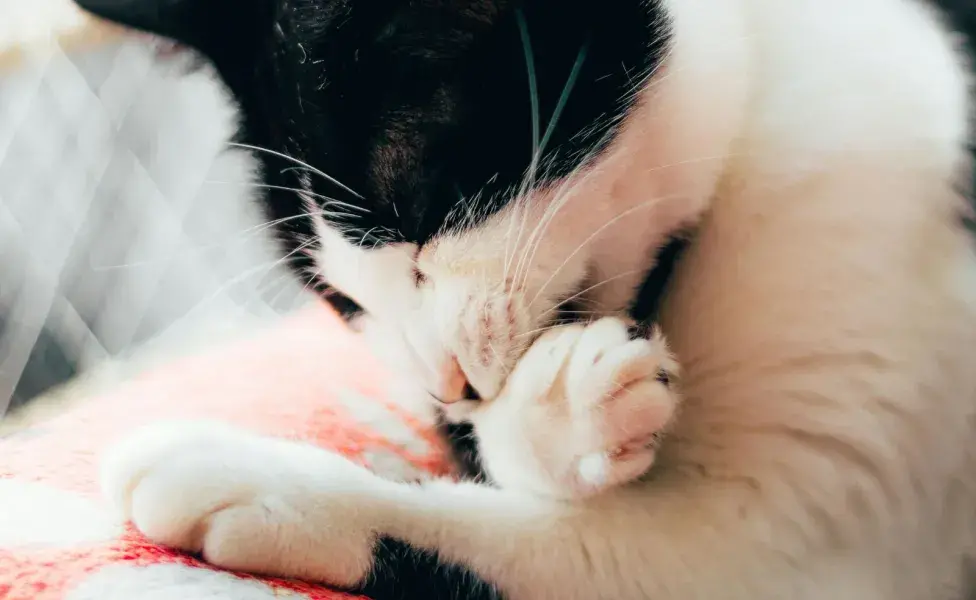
<box><xmin>98</xmin><ymin>0</ymin><xmax>976</xmax><ymax>597</ymax></box>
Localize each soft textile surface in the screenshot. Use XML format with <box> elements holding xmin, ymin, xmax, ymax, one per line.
<box><xmin>0</xmin><ymin>303</ymin><xmax>453</xmax><ymax>600</ymax></box>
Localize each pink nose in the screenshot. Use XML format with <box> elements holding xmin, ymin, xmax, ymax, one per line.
<box><xmin>437</xmin><ymin>357</ymin><xmax>469</xmax><ymax>404</ymax></box>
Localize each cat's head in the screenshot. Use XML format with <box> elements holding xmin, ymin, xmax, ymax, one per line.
<box><xmin>77</xmin><ymin>0</ymin><xmax>691</xmax><ymax>403</ymax></box>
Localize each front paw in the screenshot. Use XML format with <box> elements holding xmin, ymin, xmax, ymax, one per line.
<box><xmin>473</xmin><ymin>317</ymin><xmax>679</xmax><ymax>498</ymax></box>
<box><xmin>101</xmin><ymin>420</ymin><xmax>381</xmax><ymax>586</ymax></box>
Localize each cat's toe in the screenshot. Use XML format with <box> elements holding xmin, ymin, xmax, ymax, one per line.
<box><xmin>566</xmin><ymin>318</ymin><xmax>679</xmax><ymax>494</ymax></box>
<box><xmin>473</xmin><ymin>316</ymin><xmax>679</xmax><ymax>498</ymax></box>
<box><xmin>100</xmin><ymin>420</ymin><xmax>381</xmax><ymax>584</ymax></box>
<box><xmin>101</xmin><ymin>420</ymin><xmax>271</xmax><ymax>552</ymax></box>
<box><xmin>101</xmin><ymin>421</ymin><xmax>236</xmax><ymax>522</ymax></box>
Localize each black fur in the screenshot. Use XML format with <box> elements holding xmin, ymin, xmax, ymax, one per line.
<box><xmin>629</xmin><ymin>235</ymin><xmax>691</xmax><ymax>324</ymax></box>
<box><xmin>928</xmin><ymin>0</ymin><xmax>976</xmax><ymax>234</ymax></box>
<box><xmin>439</xmin><ymin>418</ymin><xmax>490</xmax><ymax>482</ymax></box>
<box><xmin>72</xmin><ymin>0</ymin><xmax>672</xmax><ymax>597</ymax></box>
<box><xmin>74</xmin><ymin>0</ymin><xmax>669</xmax><ymax>320</ymax></box>
<box><xmin>351</xmin><ymin>536</ymin><xmax>505</xmax><ymax>600</ymax></box>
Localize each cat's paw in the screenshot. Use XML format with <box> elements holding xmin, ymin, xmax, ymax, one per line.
<box><xmin>473</xmin><ymin>317</ymin><xmax>679</xmax><ymax>498</ymax></box>
<box><xmin>100</xmin><ymin>420</ymin><xmax>382</xmax><ymax>586</ymax></box>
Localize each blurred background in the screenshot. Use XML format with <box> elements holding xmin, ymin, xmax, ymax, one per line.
<box><xmin>0</xmin><ymin>2</ymin><xmax>311</xmax><ymax>422</ymax></box>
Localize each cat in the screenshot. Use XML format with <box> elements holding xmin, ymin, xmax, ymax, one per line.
<box><xmin>75</xmin><ymin>0</ymin><xmax>976</xmax><ymax>599</ymax></box>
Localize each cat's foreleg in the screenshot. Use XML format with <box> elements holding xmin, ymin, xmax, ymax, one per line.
<box><xmin>101</xmin><ymin>418</ymin><xmax>832</xmax><ymax>600</ymax></box>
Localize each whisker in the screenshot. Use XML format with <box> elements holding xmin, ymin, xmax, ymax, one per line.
<box><xmin>206</xmin><ymin>179</ymin><xmax>370</xmax><ymax>216</ymax></box>
<box><xmin>480</xmin><ymin>267</ymin><xmax>511</xmax><ymax>377</ymax></box>
<box><xmin>552</xmin><ymin>309</ymin><xmax>603</xmax><ymax>317</ymax></box>
<box><xmin>645</xmin><ymin>153</ymin><xmax>739</xmax><ymax>176</ymax></box>
<box><xmin>252</xmin><ymin>270</ymin><xmax>301</xmax><ymax>310</ymax></box>
<box><xmin>514</xmin><ymin>323</ymin><xmax>568</xmax><ymax>340</ymax></box>
<box><xmin>516</xmin><ymin>8</ymin><xmax>541</xmax><ymax>176</ymax></box>
<box><xmin>527</xmin><ymin>192</ymin><xmax>681</xmax><ymax>308</ymax></box>
<box><xmin>516</xmin><ymin>149</ymin><xmax>736</xmax><ymax>296</ymax></box>
<box><xmin>512</xmin><ymin>157</ymin><xmax>601</xmax><ymax>292</ymax></box>
<box><xmin>358</xmin><ymin>226</ymin><xmax>383</xmax><ymax>248</ymax></box>
<box><xmin>504</xmin><ymin>9</ymin><xmax>542</xmax><ymax>287</ymax></box>
<box><xmin>298</xmin><ymin>265</ymin><xmax>327</xmax><ymax>298</ymax></box>
<box><xmin>228</xmin><ymin>142</ymin><xmax>366</xmax><ymax>201</ymax></box>
<box><xmin>155</xmin><ymin>238</ymin><xmax>319</xmax><ymax>334</ymax></box>
<box><xmin>508</xmin><ymin>48</ymin><xmax>686</xmax><ymax>287</ymax></box>
<box><xmin>538</xmin><ymin>41</ymin><xmax>588</xmax><ymax>160</ymax></box>
<box><xmin>501</xmin><ymin>193</ymin><xmax>527</xmax><ymax>293</ymax></box>
<box><xmin>225</xmin><ymin>236</ymin><xmax>321</xmax><ymax>291</ymax></box>
<box><xmin>89</xmin><ymin>209</ymin><xmax>335</xmax><ymax>271</ymax></box>
<box><xmin>534</xmin><ymin>268</ymin><xmax>648</xmax><ymax>320</ymax></box>
<box><xmin>510</xmin><ymin>38</ymin><xmax>589</xmax><ymax>286</ymax></box>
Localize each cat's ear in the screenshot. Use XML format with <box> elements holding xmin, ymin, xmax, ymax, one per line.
<box><xmin>74</xmin><ymin>0</ymin><xmax>276</xmax><ymax>67</ymax></box>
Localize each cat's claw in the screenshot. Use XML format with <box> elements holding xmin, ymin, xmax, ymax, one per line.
<box><xmin>472</xmin><ymin>316</ymin><xmax>680</xmax><ymax>498</ymax></box>
<box><xmin>100</xmin><ymin>421</ymin><xmax>382</xmax><ymax>586</ymax></box>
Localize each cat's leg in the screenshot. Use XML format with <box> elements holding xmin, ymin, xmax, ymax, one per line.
<box><xmin>100</xmin><ymin>415</ymin><xmax>859</xmax><ymax>600</ymax></box>
<box><xmin>101</xmin><ymin>420</ymin><xmax>507</xmax><ymax>598</ymax></box>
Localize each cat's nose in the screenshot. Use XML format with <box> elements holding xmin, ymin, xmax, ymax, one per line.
<box><xmin>436</xmin><ymin>357</ymin><xmax>467</xmax><ymax>403</ymax></box>
<box><xmin>436</xmin><ymin>357</ymin><xmax>479</xmax><ymax>403</ymax></box>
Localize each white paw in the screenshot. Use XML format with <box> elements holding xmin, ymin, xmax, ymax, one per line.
<box><xmin>100</xmin><ymin>420</ymin><xmax>382</xmax><ymax>586</ymax></box>
<box><xmin>472</xmin><ymin>317</ymin><xmax>679</xmax><ymax>498</ymax></box>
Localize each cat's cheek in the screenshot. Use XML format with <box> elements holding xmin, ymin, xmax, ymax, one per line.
<box><xmin>349</xmin><ymin>314</ymin><xmax>441</xmax><ymax>414</ymax></box>
<box><xmin>351</xmin><ymin>315</ymin><xmax>412</xmax><ymax>374</ymax></box>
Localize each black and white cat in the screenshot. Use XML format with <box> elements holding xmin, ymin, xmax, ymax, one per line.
<box><xmin>77</xmin><ymin>0</ymin><xmax>976</xmax><ymax>598</ymax></box>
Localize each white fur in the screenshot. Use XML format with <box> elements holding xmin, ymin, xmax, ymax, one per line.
<box><xmin>100</xmin><ymin>0</ymin><xmax>976</xmax><ymax>598</ymax></box>
<box><xmin>100</xmin><ymin>420</ymin><xmax>390</xmax><ymax>587</ymax></box>
<box><xmin>469</xmin><ymin>316</ymin><xmax>678</xmax><ymax>498</ymax></box>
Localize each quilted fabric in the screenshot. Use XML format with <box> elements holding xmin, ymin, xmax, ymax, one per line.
<box><xmin>0</xmin><ymin>303</ymin><xmax>454</xmax><ymax>599</ymax></box>
<box><xmin>0</xmin><ymin>17</ymin><xmax>306</xmax><ymax>414</ymax></box>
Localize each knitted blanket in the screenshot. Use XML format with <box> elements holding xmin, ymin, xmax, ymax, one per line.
<box><xmin>0</xmin><ymin>303</ymin><xmax>453</xmax><ymax>599</ymax></box>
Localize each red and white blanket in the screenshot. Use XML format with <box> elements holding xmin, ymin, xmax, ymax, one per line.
<box><xmin>0</xmin><ymin>303</ymin><xmax>453</xmax><ymax>600</ymax></box>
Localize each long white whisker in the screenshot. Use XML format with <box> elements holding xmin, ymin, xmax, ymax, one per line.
<box><xmin>158</xmin><ymin>234</ymin><xmax>322</xmax><ymax>334</ymax></box>
<box><xmin>508</xmin><ymin>42</ymin><xmax>591</xmax><ymax>293</ymax></box>
<box><xmin>206</xmin><ymin>179</ymin><xmax>369</xmax><ymax>215</ymax></box>
<box><xmin>359</xmin><ymin>227</ymin><xmax>381</xmax><ymax>248</ymax></box>
<box><xmin>89</xmin><ymin>210</ymin><xmax>334</xmax><ymax>271</ymax></box>
<box><xmin>518</xmin><ymin>150</ymin><xmax>732</xmax><ymax>301</ymax></box>
<box><xmin>534</xmin><ymin>268</ymin><xmax>648</xmax><ymax>319</ymax></box>
<box><xmin>515</xmin><ymin>323</ymin><xmax>567</xmax><ymax>340</ymax></box>
<box><xmin>507</xmin><ymin>44</ymin><xmax>679</xmax><ymax>288</ymax></box>
<box><xmin>512</xmin><ymin>157</ymin><xmax>601</xmax><ymax>292</ymax></box>
<box><xmin>527</xmin><ymin>193</ymin><xmax>681</xmax><ymax>308</ymax></box>
<box><xmin>512</xmin><ymin>175</ymin><xmax>578</xmax><ymax>290</ymax></box>
<box><xmin>252</xmin><ymin>270</ymin><xmax>301</xmax><ymax>310</ymax></box>
<box><xmin>506</xmin><ymin>17</ymin><xmax>586</xmax><ymax>290</ymax></box>
<box><xmin>298</xmin><ymin>265</ymin><xmax>327</xmax><ymax>298</ymax></box>
<box><xmin>482</xmin><ymin>268</ymin><xmax>511</xmax><ymax>376</ymax></box>
<box><xmin>228</xmin><ymin>142</ymin><xmax>366</xmax><ymax>200</ymax></box>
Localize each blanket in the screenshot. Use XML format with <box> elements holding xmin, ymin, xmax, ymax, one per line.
<box><xmin>0</xmin><ymin>303</ymin><xmax>454</xmax><ymax>600</ymax></box>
